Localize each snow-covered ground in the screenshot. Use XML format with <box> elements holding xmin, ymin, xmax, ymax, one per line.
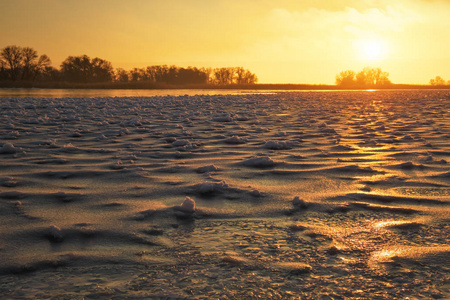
<box><xmin>0</xmin><ymin>91</ymin><xmax>449</xmax><ymax>299</ymax></box>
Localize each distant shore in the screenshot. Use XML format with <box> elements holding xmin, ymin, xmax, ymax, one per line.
<box><xmin>1</xmin><ymin>81</ymin><xmax>449</xmax><ymax>90</ymax></box>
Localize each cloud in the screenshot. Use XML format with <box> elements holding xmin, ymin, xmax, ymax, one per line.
<box><xmin>236</xmin><ymin>3</ymin><xmax>423</xmax><ymax>62</ymax></box>
<box><xmin>267</xmin><ymin>5</ymin><xmax>421</xmax><ymax>37</ymax></box>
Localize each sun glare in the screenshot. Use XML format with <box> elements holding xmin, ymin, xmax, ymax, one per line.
<box><xmin>355</xmin><ymin>39</ymin><xmax>387</xmax><ymax>60</ymax></box>
<box><xmin>364</xmin><ymin>41</ymin><xmax>381</xmax><ymax>59</ymax></box>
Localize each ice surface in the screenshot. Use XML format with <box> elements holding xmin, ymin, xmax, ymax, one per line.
<box><xmin>0</xmin><ymin>90</ymin><xmax>449</xmax><ymax>299</ymax></box>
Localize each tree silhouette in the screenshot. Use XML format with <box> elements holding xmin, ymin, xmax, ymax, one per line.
<box><xmin>60</xmin><ymin>55</ymin><xmax>114</xmax><ymax>83</ymax></box>
<box><xmin>21</xmin><ymin>47</ymin><xmax>38</xmax><ymax>80</ymax></box>
<box><xmin>115</xmin><ymin>68</ymin><xmax>129</xmax><ymax>82</ymax></box>
<box><xmin>213</xmin><ymin>67</ymin><xmax>234</xmax><ymax>85</ymax></box>
<box><xmin>0</xmin><ymin>44</ymin><xmax>258</xmax><ymax>87</ymax></box>
<box><xmin>33</xmin><ymin>55</ymin><xmax>52</xmax><ymax>80</ymax></box>
<box><xmin>335</xmin><ymin>70</ymin><xmax>356</xmax><ymax>87</ymax></box>
<box><xmin>91</xmin><ymin>57</ymin><xmax>114</xmax><ymax>82</ymax></box>
<box><xmin>1</xmin><ymin>45</ymin><xmax>23</xmax><ymax>80</ymax></box>
<box><xmin>60</xmin><ymin>55</ymin><xmax>91</xmax><ymax>83</ymax></box>
<box><xmin>0</xmin><ymin>45</ymin><xmax>52</xmax><ymax>81</ymax></box>
<box><xmin>336</xmin><ymin>67</ymin><xmax>391</xmax><ymax>88</ymax></box>
<box><xmin>430</xmin><ymin>76</ymin><xmax>446</xmax><ymax>86</ymax></box>
<box><xmin>234</xmin><ymin>67</ymin><xmax>258</xmax><ymax>84</ymax></box>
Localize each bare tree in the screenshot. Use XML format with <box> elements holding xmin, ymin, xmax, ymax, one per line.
<box><xmin>21</xmin><ymin>47</ymin><xmax>39</xmax><ymax>80</ymax></box>
<box><xmin>33</xmin><ymin>54</ymin><xmax>52</xmax><ymax>80</ymax></box>
<box><xmin>200</xmin><ymin>67</ymin><xmax>213</xmax><ymax>84</ymax></box>
<box><xmin>241</xmin><ymin>69</ymin><xmax>257</xmax><ymax>84</ymax></box>
<box><xmin>235</xmin><ymin>67</ymin><xmax>246</xmax><ymax>84</ymax></box>
<box><xmin>373</xmin><ymin>68</ymin><xmax>390</xmax><ymax>86</ymax></box>
<box><xmin>1</xmin><ymin>45</ymin><xmax>23</xmax><ymax>80</ymax></box>
<box><xmin>115</xmin><ymin>68</ymin><xmax>129</xmax><ymax>82</ymax></box>
<box><xmin>213</xmin><ymin>67</ymin><xmax>234</xmax><ymax>85</ymax></box>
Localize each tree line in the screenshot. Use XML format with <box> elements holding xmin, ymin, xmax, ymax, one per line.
<box><xmin>335</xmin><ymin>67</ymin><xmax>391</xmax><ymax>88</ymax></box>
<box><xmin>0</xmin><ymin>45</ymin><xmax>258</xmax><ymax>86</ymax></box>
<box><xmin>429</xmin><ymin>76</ymin><xmax>450</xmax><ymax>86</ymax></box>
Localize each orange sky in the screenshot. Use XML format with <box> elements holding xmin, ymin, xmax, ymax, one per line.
<box><xmin>1</xmin><ymin>0</ymin><xmax>449</xmax><ymax>84</ymax></box>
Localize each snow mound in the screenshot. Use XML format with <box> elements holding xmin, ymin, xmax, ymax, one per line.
<box><xmin>46</xmin><ymin>225</ymin><xmax>64</xmax><ymax>242</ymax></box>
<box><xmin>263</xmin><ymin>140</ymin><xmax>291</xmax><ymax>150</ymax></box>
<box><xmin>212</xmin><ymin>114</ymin><xmax>233</xmax><ymax>122</ymax></box>
<box><xmin>174</xmin><ymin>197</ymin><xmax>196</xmax><ymax>218</ymax></box>
<box><xmin>224</xmin><ymin>136</ymin><xmax>247</xmax><ymax>144</ymax></box>
<box><xmin>250</xmin><ymin>190</ymin><xmax>263</xmax><ymax>197</ymax></box>
<box><xmin>0</xmin><ymin>143</ymin><xmax>19</xmax><ymax>154</ymax></box>
<box><xmin>172</xmin><ymin>139</ymin><xmax>190</xmax><ymax>147</ymax></box>
<box><xmin>197</xmin><ymin>181</ymin><xmax>228</xmax><ymax>194</ymax></box>
<box><xmin>172</xmin><ymin>139</ymin><xmax>199</xmax><ymax>150</ymax></box>
<box><xmin>292</xmin><ymin>196</ymin><xmax>307</xmax><ymax>209</ymax></box>
<box><xmin>177</xmin><ymin>196</ymin><xmax>196</xmax><ymax>213</ymax></box>
<box><xmin>196</xmin><ymin>165</ymin><xmax>218</xmax><ymax>173</ymax></box>
<box><xmin>240</xmin><ymin>156</ymin><xmax>275</xmax><ymax>168</ymax></box>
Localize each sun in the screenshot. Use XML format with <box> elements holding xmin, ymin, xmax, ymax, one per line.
<box><xmin>355</xmin><ymin>38</ymin><xmax>387</xmax><ymax>60</ymax></box>
<box><xmin>364</xmin><ymin>41</ymin><xmax>382</xmax><ymax>59</ymax></box>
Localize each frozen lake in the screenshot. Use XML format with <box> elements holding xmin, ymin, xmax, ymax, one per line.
<box><xmin>0</xmin><ymin>90</ymin><xmax>449</xmax><ymax>299</ymax></box>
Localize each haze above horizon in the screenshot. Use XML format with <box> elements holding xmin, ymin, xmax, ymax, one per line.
<box><xmin>1</xmin><ymin>0</ymin><xmax>449</xmax><ymax>84</ymax></box>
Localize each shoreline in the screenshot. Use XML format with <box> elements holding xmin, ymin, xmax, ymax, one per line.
<box><xmin>1</xmin><ymin>82</ymin><xmax>450</xmax><ymax>91</ymax></box>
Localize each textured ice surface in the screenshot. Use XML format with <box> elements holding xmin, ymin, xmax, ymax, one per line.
<box><xmin>0</xmin><ymin>90</ymin><xmax>449</xmax><ymax>299</ymax></box>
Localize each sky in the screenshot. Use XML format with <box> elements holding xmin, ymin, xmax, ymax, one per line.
<box><xmin>1</xmin><ymin>0</ymin><xmax>450</xmax><ymax>84</ymax></box>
